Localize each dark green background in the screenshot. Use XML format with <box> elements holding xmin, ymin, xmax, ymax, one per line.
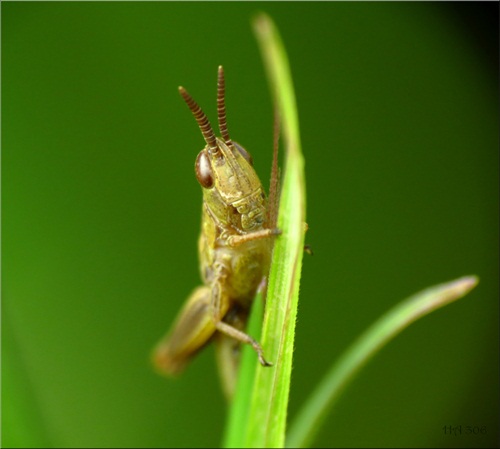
<box><xmin>2</xmin><ymin>2</ymin><xmax>498</xmax><ymax>448</ymax></box>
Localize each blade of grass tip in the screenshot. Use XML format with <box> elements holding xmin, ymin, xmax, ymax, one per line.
<box><xmin>223</xmin><ymin>288</ymin><xmax>265</xmax><ymax>448</ymax></box>
<box><xmin>286</xmin><ymin>275</ymin><xmax>479</xmax><ymax>448</ymax></box>
<box><xmin>243</xmin><ymin>13</ymin><xmax>306</xmax><ymax>448</ymax></box>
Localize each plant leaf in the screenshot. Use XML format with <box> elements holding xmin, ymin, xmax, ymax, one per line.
<box><xmin>222</xmin><ymin>288</ymin><xmax>264</xmax><ymax>448</ymax></box>
<box><xmin>286</xmin><ymin>276</ymin><xmax>479</xmax><ymax>448</ymax></box>
<box><xmin>240</xmin><ymin>13</ymin><xmax>307</xmax><ymax>448</ymax></box>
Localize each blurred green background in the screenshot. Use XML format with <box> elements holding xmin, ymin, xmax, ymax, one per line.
<box><xmin>2</xmin><ymin>2</ymin><xmax>498</xmax><ymax>448</ymax></box>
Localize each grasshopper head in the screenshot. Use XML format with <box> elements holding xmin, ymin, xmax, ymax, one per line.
<box><xmin>179</xmin><ymin>67</ymin><xmax>267</xmax><ymax>232</ymax></box>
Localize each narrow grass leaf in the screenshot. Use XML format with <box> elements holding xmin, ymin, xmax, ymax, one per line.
<box><xmin>242</xmin><ymin>13</ymin><xmax>306</xmax><ymax>448</ymax></box>
<box><xmin>223</xmin><ymin>290</ymin><xmax>265</xmax><ymax>448</ymax></box>
<box><xmin>286</xmin><ymin>276</ymin><xmax>479</xmax><ymax>448</ymax></box>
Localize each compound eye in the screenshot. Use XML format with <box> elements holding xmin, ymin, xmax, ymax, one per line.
<box><xmin>195</xmin><ymin>151</ymin><xmax>214</xmax><ymax>188</ymax></box>
<box><xmin>232</xmin><ymin>141</ymin><xmax>253</xmax><ymax>166</ymax></box>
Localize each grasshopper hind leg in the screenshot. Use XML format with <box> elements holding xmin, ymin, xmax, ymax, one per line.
<box><xmin>153</xmin><ymin>286</ymin><xmax>216</xmax><ymax>376</ymax></box>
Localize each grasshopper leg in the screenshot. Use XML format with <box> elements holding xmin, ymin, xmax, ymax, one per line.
<box><xmin>227</xmin><ymin>228</ymin><xmax>281</xmax><ymax>247</ymax></box>
<box><xmin>153</xmin><ymin>286</ymin><xmax>216</xmax><ymax>376</ymax></box>
<box><xmin>215</xmin><ymin>320</ymin><xmax>272</xmax><ymax>367</ymax></box>
<box><xmin>215</xmin><ymin>277</ymin><xmax>270</xmax><ymax>399</ymax></box>
<box><xmin>209</xmin><ymin>274</ymin><xmax>272</xmax><ymax>368</ymax></box>
<box><xmin>214</xmin><ymin>305</ymin><xmax>249</xmax><ymax>399</ymax></box>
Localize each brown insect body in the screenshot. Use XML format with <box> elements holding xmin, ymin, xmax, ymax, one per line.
<box><xmin>153</xmin><ymin>66</ymin><xmax>279</xmax><ymax>397</ymax></box>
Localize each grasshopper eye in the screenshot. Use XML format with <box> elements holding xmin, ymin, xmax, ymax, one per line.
<box><xmin>232</xmin><ymin>141</ymin><xmax>253</xmax><ymax>166</ymax></box>
<box><xmin>195</xmin><ymin>151</ymin><xmax>214</xmax><ymax>188</ymax></box>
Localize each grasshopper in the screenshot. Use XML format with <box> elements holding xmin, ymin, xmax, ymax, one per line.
<box><xmin>153</xmin><ymin>66</ymin><xmax>280</xmax><ymax>397</ymax></box>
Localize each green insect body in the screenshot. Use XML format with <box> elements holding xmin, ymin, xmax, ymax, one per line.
<box><xmin>153</xmin><ymin>66</ymin><xmax>279</xmax><ymax>398</ymax></box>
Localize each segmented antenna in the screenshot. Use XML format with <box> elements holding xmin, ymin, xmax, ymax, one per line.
<box><xmin>217</xmin><ymin>66</ymin><xmax>232</xmax><ymax>147</ymax></box>
<box><xmin>179</xmin><ymin>86</ymin><xmax>218</xmax><ymax>153</ymax></box>
<box><xmin>267</xmin><ymin>104</ymin><xmax>281</xmax><ymax>228</ymax></box>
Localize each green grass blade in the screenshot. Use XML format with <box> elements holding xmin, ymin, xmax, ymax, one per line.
<box><xmin>286</xmin><ymin>276</ymin><xmax>479</xmax><ymax>448</ymax></box>
<box><xmin>240</xmin><ymin>13</ymin><xmax>306</xmax><ymax>448</ymax></box>
<box><xmin>223</xmin><ymin>290</ymin><xmax>265</xmax><ymax>448</ymax></box>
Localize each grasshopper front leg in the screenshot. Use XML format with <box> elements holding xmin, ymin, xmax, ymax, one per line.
<box><xmin>227</xmin><ymin>228</ymin><xmax>281</xmax><ymax>247</ymax></box>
